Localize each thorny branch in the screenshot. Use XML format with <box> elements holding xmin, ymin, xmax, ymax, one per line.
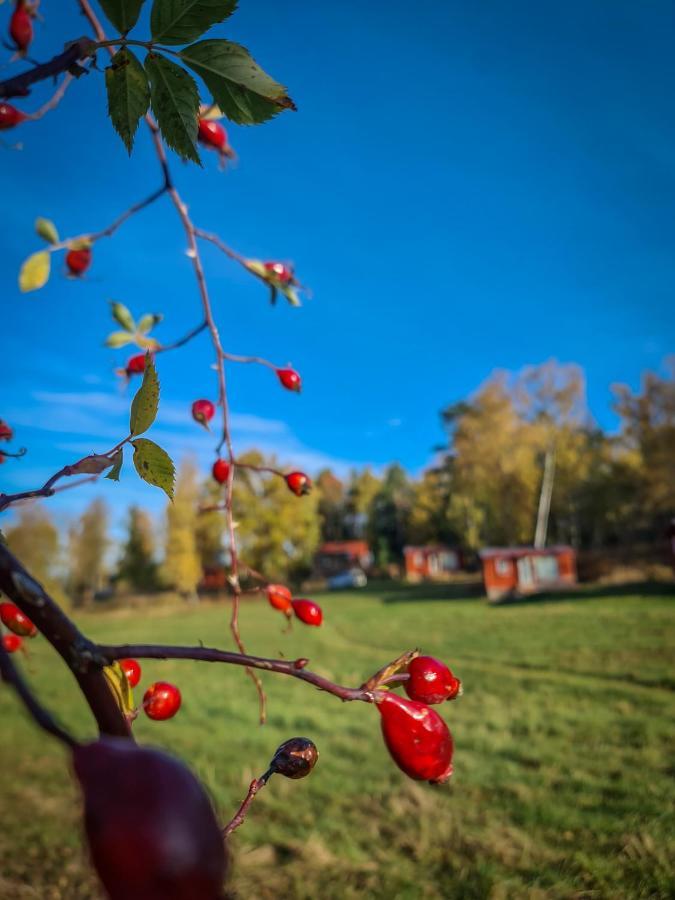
<box><xmin>0</xmin><ymin>36</ymin><xmax>94</xmax><ymax>99</ymax></box>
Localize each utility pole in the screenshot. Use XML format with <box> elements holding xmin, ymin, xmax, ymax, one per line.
<box><xmin>534</xmin><ymin>446</ymin><xmax>556</xmax><ymax>548</ymax></box>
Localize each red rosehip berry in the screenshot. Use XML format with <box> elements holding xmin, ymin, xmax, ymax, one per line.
<box><xmin>0</xmin><ymin>453</ymin><xmax>5</xmax><ymax>465</ymax></box>
<box><xmin>263</xmin><ymin>261</ymin><xmax>294</xmax><ymax>284</ymax></box>
<box><xmin>66</xmin><ymin>247</ymin><xmax>92</xmax><ymax>276</ymax></box>
<box><xmin>119</xmin><ymin>658</ymin><xmax>142</xmax><ymax>689</ymax></box>
<box><xmin>125</xmin><ymin>353</ymin><xmax>147</xmax><ymax>376</ymax></box>
<box><xmin>0</xmin><ymin>102</ymin><xmax>26</xmax><ymax>130</ymax></box>
<box><xmin>276</xmin><ymin>368</ymin><xmax>302</xmax><ymax>393</ymax></box>
<box><xmin>9</xmin><ymin>2</ymin><xmax>33</xmax><ymax>53</ymax></box>
<box><xmin>291</xmin><ymin>598</ymin><xmax>322</xmax><ymax>626</ymax></box>
<box><xmin>2</xmin><ymin>633</ymin><xmax>23</xmax><ymax>653</ymax></box>
<box><xmin>266</xmin><ymin>583</ymin><xmax>292</xmax><ymax>613</ymax></box>
<box><xmin>212</xmin><ymin>458</ymin><xmax>230</xmax><ymax>484</ymax></box>
<box><xmin>192</xmin><ymin>398</ymin><xmax>215</xmax><ymax>429</ymax></box>
<box><xmin>197</xmin><ymin>119</ymin><xmax>235</xmax><ymax>161</ymax></box>
<box><xmin>285</xmin><ymin>471</ymin><xmax>311</xmax><ymax>496</ymax></box>
<box><xmin>72</xmin><ymin>737</ymin><xmax>228</xmax><ymax>900</ymax></box>
<box><xmin>0</xmin><ymin>420</ymin><xmax>13</xmax><ymax>441</ymax></box>
<box><xmin>377</xmin><ymin>692</ymin><xmax>453</xmax><ymax>784</ymax></box>
<box><xmin>404</xmin><ymin>655</ymin><xmax>462</xmax><ymax>705</ymax></box>
<box><xmin>0</xmin><ymin>602</ymin><xmax>37</xmax><ymax>638</ymax></box>
<box><xmin>143</xmin><ymin>681</ymin><xmax>182</xmax><ymax>721</ymax></box>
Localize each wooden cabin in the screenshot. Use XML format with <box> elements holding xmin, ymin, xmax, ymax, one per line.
<box><xmin>404</xmin><ymin>545</ymin><xmax>462</xmax><ymax>582</ymax></box>
<box><xmin>314</xmin><ymin>541</ymin><xmax>372</xmax><ymax>577</ymax></box>
<box><xmin>479</xmin><ymin>546</ymin><xmax>577</xmax><ymax>602</ymax></box>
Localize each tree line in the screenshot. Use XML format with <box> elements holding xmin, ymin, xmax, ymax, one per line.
<box><xmin>5</xmin><ymin>360</ymin><xmax>672</xmax><ymax>601</ymax></box>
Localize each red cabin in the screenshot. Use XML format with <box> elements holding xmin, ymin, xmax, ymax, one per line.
<box><xmin>404</xmin><ymin>545</ymin><xmax>462</xmax><ymax>582</ymax></box>
<box><xmin>479</xmin><ymin>546</ymin><xmax>577</xmax><ymax>602</ymax></box>
<box><xmin>314</xmin><ymin>541</ymin><xmax>372</xmax><ymax>577</ymax></box>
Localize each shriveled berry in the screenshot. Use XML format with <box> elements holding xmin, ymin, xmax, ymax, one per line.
<box><xmin>0</xmin><ymin>420</ymin><xmax>13</xmax><ymax>441</ymax></box>
<box><xmin>143</xmin><ymin>681</ymin><xmax>182</xmax><ymax>721</ymax></box>
<box><xmin>0</xmin><ymin>602</ymin><xmax>37</xmax><ymax>638</ymax></box>
<box><xmin>404</xmin><ymin>655</ymin><xmax>461</xmax><ymax>704</ymax></box>
<box><xmin>0</xmin><ymin>102</ymin><xmax>26</xmax><ymax>130</ymax></box>
<box><xmin>125</xmin><ymin>354</ymin><xmax>147</xmax><ymax>376</ymax></box>
<box><xmin>269</xmin><ymin>737</ymin><xmax>318</xmax><ymax>779</ymax></box>
<box><xmin>192</xmin><ymin>399</ymin><xmax>215</xmax><ymax>429</ymax></box>
<box><xmin>119</xmin><ymin>658</ymin><xmax>141</xmax><ymax>689</ymax></box>
<box><xmin>212</xmin><ymin>458</ymin><xmax>230</xmax><ymax>484</ymax></box>
<box><xmin>291</xmin><ymin>598</ymin><xmax>322</xmax><ymax>626</ymax></box>
<box><xmin>66</xmin><ymin>247</ymin><xmax>92</xmax><ymax>276</ymax></box>
<box><xmin>276</xmin><ymin>368</ymin><xmax>301</xmax><ymax>393</ymax></box>
<box><xmin>73</xmin><ymin>737</ymin><xmax>227</xmax><ymax>900</ymax></box>
<box><xmin>9</xmin><ymin>2</ymin><xmax>33</xmax><ymax>53</ymax></box>
<box><xmin>263</xmin><ymin>261</ymin><xmax>294</xmax><ymax>284</ymax></box>
<box><xmin>2</xmin><ymin>633</ymin><xmax>23</xmax><ymax>653</ymax></box>
<box><xmin>285</xmin><ymin>471</ymin><xmax>311</xmax><ymax>496</ymax></box>
<box><xmin>377</xmin><ymin>692</ymin><xmax>453</xmax><ymax>783</ymax></box>
<box><xmin>266</xmin><ymin>583</ymin><xmax>292</xmax><ymax>613</ymax></box>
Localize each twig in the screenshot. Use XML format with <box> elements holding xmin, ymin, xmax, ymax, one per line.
<box><xmin>0</xmin><ymin>37</ymin><xmax>95</xmax><ymax>99</ymax></box>
<box><xmin>157</xmin><ymin>320</ymin><xmax>208</xmax><ymax>354</ymax></box>
<box><xmin>222</xmin><ymin>773</ymin><xmax>271</xmax><ymax>838</ymax></box>
<box><xmin>26</xmin><ymin>73</ymin><xmax>74</xmax><ymax>120</ymax></box>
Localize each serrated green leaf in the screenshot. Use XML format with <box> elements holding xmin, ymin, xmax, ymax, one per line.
<box><xmin>179</xmin><ymin>39</ymin><xmax>295</xmax><ymax>125</ymax></box>
<box><xmin>130</xmin><ymin>353</ymin><xmax>159</xmax><ymax>436</ymax></box>
<box><xmin>106</xmin><ymin>448</ymin><xmax>124</xmax><ymax>481</ymax></box>
<box><xmin>110</xmin><ymin>300</ymin><xmax>136</xmax><ymax>331</ymax></box>
<box><xmin>137</xmin><ymin>312</ymin><xmax>163</xmax><ymax>334</ymax></box>
<box><xmin>97</xmin><ymin>0</ymin><xmax>145</xmax><ymax>34</ymax></box>
<box><xmin>19</xmin><ymin>251</ymin><xmax>51</xmax><ymax>293</ymax></box>
<box><xmin>150</xmin><ymin>0</ymin><xmax>237</xmax><ymax>46</ymax></box>
<box><xmin>132</xmin><ymin>438</ymin><xmax>175</xmax><ymax>500</ymax></box>
<box><xmin>35</xmin><ymin>217</ymin><xmax>59</xmax><ymax>245</ymax></box>
<box><xmin>145</xmin><ymin>52</ymin><xmax>201</xmax><ymax>163</ymax></box>
<box><xmin>106</xmin><ymin>330</ymin><xmax>136</xmax><ymax>349</ymax></box>
<box><xmin>105</xmin><ymin>47</ymin><xmax>150</xmax><ymax>154</ymax></box>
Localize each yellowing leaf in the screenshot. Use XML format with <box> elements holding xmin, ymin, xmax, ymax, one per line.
<box><xmin>69</xmin><ymin>454</ymin><xmax>115</xmax><ymax>475</ymax></box>
<box><xmin>35</xmin><ymin>217</ymin><xmax>59</xmax><ymax>245</ymax></box>
<box><xmin>105</xmin><ymin>331</ymin><xmax>136</xmax><ymax>349</ymax></box>
<box><xmin>130</xmin><ymin>354</ymin><xmax>160</xmax><ymax>437</ymax></box>
<box><xmin>103</xmin><ymin>662</ymin><xmax>135</xmax><ymax>718</ymax></box>
<box><xmin>19</xmin><ymin>251</ymin><xmax>51</xmax><ymax>293</ymax></box>
<box><xmin>136</xmin><ymin>335</ymin><xmax>160</xmax><ymax>350</ymax></box>
<box><xmin>106</xmin><ymin>448</ymin><xmax>124</xmax><ymax>482</ymax></box>
<box><xmin>132</xmin><ymin>438</ymin><xmax>175</xmax><ymax>500</ymax></box>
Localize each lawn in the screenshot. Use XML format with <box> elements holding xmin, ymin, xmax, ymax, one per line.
<box><xmin>1</xmin><ymin>581</ymin><xmax>674</xmax><ymax>899</ymax></box>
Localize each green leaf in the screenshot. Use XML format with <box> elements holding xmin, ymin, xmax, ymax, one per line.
<box><xmin>103</xmin><ymin>662</ymin><xmax>135</xmax><ymax>718</ymax></box>
<box><xmin>132</xmin><ymin>438</ymin><xmax>175</xmax><ymax>500</ymax></box>
<box><xmin>106</xmin><ymin>448</ymin><xmax>124</xmax><ymax>481</ymax></box>
<box><xmin>35</xmin><ymin>217</ymin><xmax>59</xmax><ymax>245</ymax></box>
<box><xmin>105</xmin><ymin>330</ymin><xmax>136</xmax><ymax>349</ymax></box>
<box><xmin>145</xmin><ymin>52</ymin><xmax>201</xmax><ymax>163</ymax></box>
<box><xmin>97</xmin><ymin>0</ymin><xmax>145</xmax><ymax>34</ymax></box>
<box><xmin>150</xmin><ymin>0</ymin><xmax>237</xmax><ymax>46</ymax></box>
<box><xmin>137</xmin><ymin>312</ymin><xmax>163</xmax><ymax>334</ymax></box>
<box><xmin>105</xmin><ymin>47</ymin><xmax>150</xmax><ymax>154</ymax></box>
<box><xmin>179</xmin><ymin>39</ymin><xmax>295</xmax><ymax>125</ymax></box>
<box><xmin>129</xmin><ymin>353</ymin><xmax>160</xmax><ymax>436</ymax></box>
<box><xmin>110</xmin><ymin>300</ymin><xmax>136</xmax><ymax>331</ymax></box>
<box><xmin>19</xmin><ymin>251</ymin><xmax>51</xmax><ymax>293</ymax></box>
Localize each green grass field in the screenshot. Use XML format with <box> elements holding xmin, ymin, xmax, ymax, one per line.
<box><xmin>1</xmin><ymin>581</ymin><xmax>674</xmax><ymax>899</ymax></box>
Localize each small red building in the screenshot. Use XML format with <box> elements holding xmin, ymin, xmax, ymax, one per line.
<box><xmin>314</xmin><ymin>541</ymin><xmax>372</xmax><ymax>577</ymax></box>
<box><xmin>404</xmin><ymin>545</ymin><xmax>462</xmax><ymax>582</ymax></box>
<box><xmin>479</xmin><ymin>546</ymin><xmax>577</xmax><ymax>602</ymax></box>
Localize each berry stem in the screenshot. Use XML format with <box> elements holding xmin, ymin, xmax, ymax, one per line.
<box><xmin>222</xmin><ymin>773</ymin><xmax>271</xmax><ymax>838</ymax></box>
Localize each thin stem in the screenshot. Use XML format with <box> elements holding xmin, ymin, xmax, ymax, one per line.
<box><xmin>26</xmin><ymin>73</ymin><xmax>74</xmax><ymax>121</ymax></box>
<box><xmin>222</xmin><ymin>773</ymin><xmax>271</xmax><ymax>838</ymax></box>
<box><xmin>157</xmin><ymin>320</ymin><xmax>208</xmax><ymax>354</ymax></box>
<box><xmin>194</xmin><ymin>228</ymin><xmax>248</xmax><ymax>267</ymax></box>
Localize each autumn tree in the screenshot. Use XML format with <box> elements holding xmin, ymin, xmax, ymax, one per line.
<box><xmin>5</xmin><ymin>505</ymin><xmax>61</xmax><ymax>597</ymax></box>
<box><xmin>367</xmin><ymin>463</ymin><xmax>413</xmax><ymax>565</ymax></box>
<box><xmin>163</xmin><ymin>460</ymin><xmax>201</xmax><ymax>601</ymax></box>
<box><xmin>117</xmin><ymin>505</ymin><xmax>159</xmax><ymax>592</ymax></box>
<box><xmin>67</xmin><ymin>498</ymin><xmax>110</xmax><ymax>607</ymax></box>
<box><xmin>316</xmin><ymin>469</ymin><xmax>346</xmax><ymax>542</ymax></box>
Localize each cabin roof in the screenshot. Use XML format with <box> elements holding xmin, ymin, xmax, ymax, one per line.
<box><xmin>479</xmin><ymin>545</ymin><xmax>573</xmax><ymax>560</ymax></box>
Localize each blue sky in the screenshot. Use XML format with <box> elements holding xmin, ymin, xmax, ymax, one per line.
<box><xmin>1</xmin><ymin>0</ymin><xmax>674</xmax><ymax>527</ymax></box>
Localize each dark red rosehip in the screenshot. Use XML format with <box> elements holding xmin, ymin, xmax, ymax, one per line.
<box><xmin>72</xmin><ymin>737</ymin><xmax>228</xmax><ymax>900</ymax></box>
<box><xmin>212</xmin><ymin>458</ymin><xmax>230</xmax><ymax>484</ymax></box>
<box><xmin>285</xmin><ymin>471</ymin><xmax>311</xmax><ymax>496</ymax></box>
<box><xmin>119</xmin><ymin>658</ymin><xmax>141</xmax><ymax>689</ymax></box>
<box><xmin>291</xmin><ymin>598</ymin><xmax>322</xmax><ymax>627</ymax></box>
<box><xmin>404</xmin><ymin>655</ymin><xmax>462</xmax><ymax>705</ymax></box>
<box><xmin>192</xmin><ymin>399</ymin><xmax>215</xmax><ymax>429</ymax></box>
<box><xmin>276</xmin><ymin>368</ymin><xmax>302</xmax><ymax>393</ymax></box>
<box><xmin>263</xmin><ymin>261</ymin><xmax>294</xmax><ymax>284</ymax></box>
<box><xmin>143</xmin><ymin>681</ymin><xmax>182</xmax><ymax>721</ymax></box>
<box><xmin>198</xmin><ymin>119</ymin><xmax>226</xmax><ymax>150</ymax></box>
<box><xmin>377</xmin><ymin>692</ymin><xmax>453</xmax><ymax>784</ymax></box>
<box><xmin>2</xmin><ymin>633</ymin><xmax>23</xmax><ymax>653</ymax></box>
<box><xmin>266</xmin><ymin>583</ymin><xmax>292</xmax><ymax>613</ymax></box>
<box><xmin>0</xmin><ymin>420</ymin><xmax>13</xmax><ymax>441</ymax></box>
<box><xmin>269</xmin><ymin>737</ymin><xmax>318</xmax><ymax>779</ymax></box>
<box><xmin>0</xmin><ymin>102</ymin><xmax>26</xmax><ymax>130</ymax></box>
<box><xmin>0</xmin><ymin>602</ymin><xmax>37</xmax><ymax>638</ymax></box>
<box><xmin>66</xmin><ymin>247</ymin><xmax>92</xmax><ymax>276</ymax></box>
<box><xmin>125</xmin><ymin>353</ymin><xmax>147</xmax><ymax>376</ymax></box>
<box><xmin>9</xmin><ymin>2</ymin><xmax>33</xmax><ymax>53</ymax></box>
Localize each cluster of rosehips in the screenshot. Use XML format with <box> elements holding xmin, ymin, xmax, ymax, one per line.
<box><xmin>0</xmin><ymin>601</ymin><xmax>37</xmax><ymax>657</ymax></box>
<box><xmin>266</xmin><ymin>583</ymin><xmax>323</xmax><ymax>626</ymax></box>
<box><xmin>119</xmin><ymin>658</ymin><xmax>182</xmax><ymax>722</ymax></box>
<box><xmin>377</xmin><ymin>655</ymin><xmax>461</xmax><ymax>784</ymax></box>
<box><xmin>211</xmin><ymin>455</ymin><xmax>312</xmax><ymax>497</ymax></box>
